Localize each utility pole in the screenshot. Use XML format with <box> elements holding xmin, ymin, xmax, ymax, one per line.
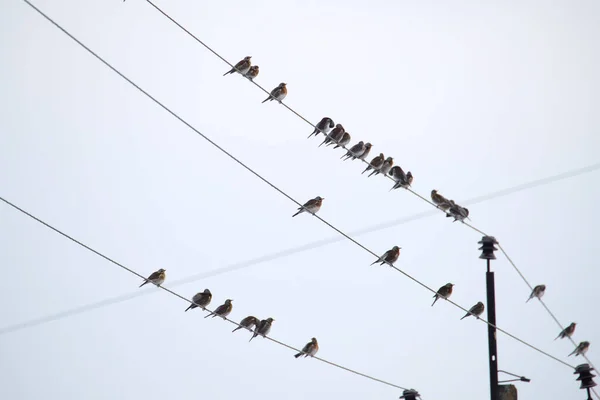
<box><xmin>479</xmin><ymin>236</ymin><xmax>500</xmax><ymax>400</ymax></box>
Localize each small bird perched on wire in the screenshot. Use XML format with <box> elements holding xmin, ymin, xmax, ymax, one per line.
<box><xmin>319</xmin><ymin>124</ymin><xmax>344</xmax><ymax>147</ymax></box>
<box><xmin>294</xmin><ymin>337</ymin><xmax>319</xmax><ymax>358</ymax></box>
<box><xmin>555</xmin><ymin>322</ymin><xmax>577</xmax><ymax>340</ymax></box>
<box><xmin>389</xmin><ymin>166</ymin><xmax>413</xmax><ymax>190</ymax></box>
<box><xmin>568</xmin><ymin>341</ymin><xmax>590</xmax><ymax>357</ymax></box>
<box><xmin>205</xmin><ymin>299</ymin><xmax>233</xmax><ymax>319</ymax></box>
<box><xmin>139</xmin><ymin>268</ymin><xmax>166</xmax><ymax>288</ymax></box>
<box><xmin>371</xmin><ymin>246</ymin><xmax>401</xmax><ymax>266</ymax></box>
<box><xmin>432</xmin><ymin>283</ymin><xmax>454</xmax><ymax>306</ymax></box>
<box><xmin>446</xmin><ymin>200</ymin><xmax>469</xmax><ymax>222</ymax></box>
<box><xmin>244</xmin><ymin>65</ymin><xmax>259</xmax><ymax>81</ymax></box>
<box><xmin>223</xmin><ymin>56</ymin><xmax>252</xmax><ymax>76</ymax></box>
<box><xmin>232</xmin><ymin>316</ymin><xmax>260</xmax><ymax>333</ymax></box>
<box><xmin>250</xmin><ymin>317</ymin><xmax>274</xmax><ymax>342</ymax></box>
<box><xmin>308</xmin><ymin>117</ymin><xmax>335</xmax><ymax>139</ymax></box>
<box><xmin>362</xmin><ymin>153</ymin><xmax>385</xmax><ymax>175</ymax></box>
<box><xmin>431</xmin><ymin>190</ymin><xmax>451</xmax><ymax>210</ymax></box>
<box><xmin>372</xmin><ymin>157</ymin><xmax>393</xmax><ymax>178</ymax></box>
<box><xmin>262</xmin><ymin>83</ymin><xmax>287</xmax><ymax>103</ymax></box>
<box><xmin>185</xmin><ymin>289</ymin><xmax>212</xmax><ymax>312</ymax></box>
<box><xmin>292</xmin><ymin>196</ymin><xmax>324</xmax><ymax>217</ymax></box>
<box><xmin>526</xmin><ymin>284</ymin><xmax>546</xmax><ymax>302</ymax></box>
<box><xmin>460</xmin><ymin>301</ymin><xmax>485</xmax><ymax>320</ymax></box>
<box><xmin>332</xmin><ymin>131</ymin><xmax>351</xmax><ymax>149</ymax></box>
<box><xmin>341</xmin><ymin>141</ymin><xmax>366</xmax><ymax>160</ymax></box>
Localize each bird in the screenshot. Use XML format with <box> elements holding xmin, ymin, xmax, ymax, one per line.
<box><xmin>389</xmin><ymin>166</ymin><xmax>413</xmax><ymax>190</ymax></box>
<box><xmin>185</xmin><ymin>289</ymin><xmax>212</xmax><ymax>312</ymax></box>
<box><xmin>308</xmin><ymin>117</ymin><xmax>335</xmax><ymax>139</ymax></box>
<box><xmin>372</xmin><ymin>157</ymin><xmax>393</xmax><ymax>177</ymax></box>
<box><xmin>262</xmin><ymin>83</ymin><xmax>287</xmax><ymax>103</ymax></box>
<box><xmin>526</xmin><ymin>284</ymin><xmax>546</xmax><ymax>302</ymax></box>
<box><xmin>432</xmin><ymin>283</ymin><xmax>454</xmax><ymax>306</ymax></box>
<box><xmin>333</xmin><ymin>131</ymin><xmax>351</xmax><ymax>149</ymax></box>
<box><xmin>431</xmin><ymin>190</ymin><xmax>451</xmax><ymax>210</ymax></box>
<box><xmin>204</xmin><ymin>299</ymin><xmax>233</xmax><ymax>319</ymax></box>
<box><xmin>232</xmin><ymin>316</ymin><xmax>260</xmax><ymax>333</ymax></box>
<box><xmin>244</xmin><ymin>65</ymin><xmax>259</xmax><ymax>81</ymax></box>
<box><xmin>292</xmin><ymin>196</ymin><xmax>324</xmax><ymax>217</ymax></box>
<box><xmin>460</xmin><ymin>301</ymin><xmax>485</xmax><ymax>320</ymax></box>
<box><xmin>319</xmin><ymin>124</ymin><xmax>344</xmax><ymax>147</ymax></box>
<box><xmin>555</xmin><ymin>323</ymin><xmax>577</xmax><ymax>340</ymax></box>
<box><xmin>341</xmin><ymin>141</ymin><xmax>366</xmax><ymax>160</ymax></box>
<box><xmin>568</xmin><ymin>341</ymin><xmax>590</xmax><ymax>357</ymax></box>
<box><xmin>223</xmin><ymin>56</ymin><xmax>252</xmax><ymax>76</ymax></box>
<box><xmin>250</xmin><ymin>317</ymin><xmax>274</xmax><ymax>341</ymax></box>
<box><xmin>362</xmin><ymin>153</ymin><xmax>385</xmax><ymax>175</ymax></box>
<box><xmin>446</xmin><ymin>200</ymin><xmax>469</xmax><ymax>222</ymax></box>
<box><xmin>370</xmin><ymin>246</ymin><xmax>401</xmax><ymax>266</ymax></box>
<box><xmin>357</xmin><ymin>143</ymin><xmax>372</xmax><ymax>160</ymax></box>
<box><xmin>294</xmin><ymin>337</ymin><xmax>319</xmax><ymax>358</ymax></box>
<box><xmin>139</xmin><ymin>268</ymin><xmax>166</xmax><ymax>288</ymax></box>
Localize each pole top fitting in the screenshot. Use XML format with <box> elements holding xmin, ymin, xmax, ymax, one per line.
<box><xmin>478</xmin><ymin>236</ymin><xmax>499</xmax><ymax>260</ymax></box>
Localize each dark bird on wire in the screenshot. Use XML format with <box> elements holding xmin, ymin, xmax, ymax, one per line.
<box><xmin>232</xmin><ymin>316</ymin><xmax>260</xmax><ymax>333</ymax></box>
<box><xmin>294</xmin><ymin>337</ymin><xmax>319</xmax><ymax>358</ymax></box>
<box><xmin>223</xmin><ymin>56</ymin><xmax>252</xmax><ymax>76</ymax></box>
<box><xmin>292</xmin><ymin>196</ymin><xmax>324</xmax><ymax>217</ymax></box>
<box><xmin>556</xmin><ymin>323</ymin><xmax>577</xmax><ymax>340</ymax></box>
<box><xmin>185</xmin><ymin>289</ymin><xmax>212</xmax><ymax>312</ymax></box>
<box><xmin>362</xmin><ymin>153</ymin><xmax>385</xmax><ymax>175</ymax></box>
<box><xmin>308</xmin><ymin>117</ymin><xmax>335</xmax><ymax>139</ymax></box>
<box><xmin>460</xmin><ymin>301</ymin><xmax>485</xmax><ymax>320</ymax></box>
<box><xmin>250</xmin><ymin>317</ymin><xmax>274</xmax><ymax>342</ymax></box>
<box><xmin>205</xmin><ymin>299</ymin><xmax>233</xmax><ymax>319</ymax></box>
<box><xmin>139</xmin><ymin>268</ymin><xmax>166</xmax><ymax>288</ymax></box>
<box><xmin>370</xmin><ymin>246</ymin><xmax>401</xmax><ymax>266</ymax></box>
<box><xmin>526</xmin><ymin>284</ymin><xmax>546</xmax><ymax>302</ymax></box>
<box><xmin>262</xmin><ymin>83</ymin><xmax>287</xmax><ymax>103</ymax></box>
<box><xmin>432</xmin><ymin>283</ymin><xmax>454</xmax><ymax>306</ymax></box>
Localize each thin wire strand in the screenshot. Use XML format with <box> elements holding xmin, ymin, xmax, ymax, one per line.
<box><xmin>0</xmin><ymin>194</ymin><xmax>409</xmax><ymax>392</ymax></box>
<box><xmin>3</xmin><ymin>164</ymin><xmax>598</xmax><ymax>336</ymax></box>
<box><xmin>141</xmin><ymin>0</ymin><xmax>597</xmax><ymax>373</ymax></box>
<box><xmin>20</xmin><ymin>0</ymin><xmax>576</xmax><ymax>372</ymax></box>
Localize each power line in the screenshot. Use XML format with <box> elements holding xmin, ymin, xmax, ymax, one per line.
<box><xmin>140</xmin><ymin>0</ymin><xmax>597</xmax><ymax>370</ymax></box>
<box><xmin>3</xmin><ymin>163</ymin><xmax>597</xmax><ymax>336</ymax></box>
<box><xmin>19</xmin><ymin>0</ymin><xmax>577</xmax><ymax>373</ymax></box>
<box><xmin>0</xmin><ymin>195</ymin><xmax>409</xmax><ymax>392</ymax></box>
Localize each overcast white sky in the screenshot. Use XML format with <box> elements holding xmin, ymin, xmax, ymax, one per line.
<box><xmin>1</xmin><ymin>1</ymin><xmax>599</xmax><ymax>399</ymax></box>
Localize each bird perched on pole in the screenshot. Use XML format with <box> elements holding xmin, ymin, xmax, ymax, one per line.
<box><xmin>431</xmin><ymin>190</ymin><xmax>451</xmax><ymax>210</ymax></box>
<box><xmin>185</xmin><ymin>289</ymin><xmax>212</xmax><ymax>312</ymax></box>
<box><xmin>362</xmin><ymin>153</ymin><xmax>385</xmax><ymax>175</ymax></box>
<box><xmin>250</xmin><ymin>318</ymin><xmax>274</xmax><ymax>342</ymax></box>
<box><xmin>389</xmin><ymin>166</ymin><xmax>413</xmax><ymax>190</ymax></box>
<box><xmin>205</xmin><ymin>299</ymin><xmax>233</xmax><ymax>319</ymax></box>
<box><xmin>460</xmin><ymin>301</ymin><xmax>485</xmax><ymax>320</ymax></box>
<box><xmin>432</xmin><ymin>283</ymin><xmax>454</xmax><ymax>306</ymax></box>
<box><xmin>244</xmin><ymin>65</ymin><xmax>259</xmax><ymax>81</ymax></box>
<box><xmin>372</xmin><ymin>157</ymin><xmax>393</xmax><ymax>178</ymax></box>
<box><xmin>294</xmin><ymin>337</ymin><xmax>319</xmax><ymax>358</ymax></box>
<box><xmin>232</xmin><ymin>316</ymin><xmax>260</xmax><ymax>333</ymax></box>
<box><xmin>568</xmin><ymin>341</ymin><xmax>590</xmax><ymax>357</ymax></box>
<box><xmin>555</xmin><ymin>323</ymin><xmax>577</xmax><ymax>340</ymax></box>
<box><xmin>526</xmin><ymin>284</ymin><xmax>546</xmax><ymax>302</ymax></box>
<box><xmin>223</xmin><ymin>56</ymin><xmax>252</xmax><ymax>76</ymax></box>
<box><xmin>370</xmin><ymin>246</ymin><xmax>401</xmax><ymax>266</ymax></box>
<box><xmin>292</xmin><ymin>196</ymin><xmax>324</xmax><ymax>217</ymax></box>
<box><xmin>308</xmin><ymin>117</ymin><xmax>335</xmax><ymax>139</ymax></box>
<box><xmin>139</xmin><ymin>268</ymin><xmax>166</xmax><ymax>288</ymax></box>
<box><xmin>262</xmin><ymin>83</ymin><xmax>287</xmax><ymax>103</ymax></box>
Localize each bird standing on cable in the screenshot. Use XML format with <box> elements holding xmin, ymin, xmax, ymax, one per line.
<box><xmin>138</xmin><ymin>268</ymin><xmax>166</xmax><ymax>288</ymax></box>
<box><xmin>372</xmin><ymin>157</ymin><xmax>393</xmax><ymax>178</ymax></box>
<box><xmin>389</xmin><ymin>166</ymin><xmax>413</xmax><ymax>190</ymax></box>
<box><xmin>250</xmin><ymin>317</ymin><xmax>274</xmax><ymax>341</ymax></box>
<box><xmin>308</xmin><ymin>117</ymin><xmax>335</xmax><ymax>139</ymax></box>
<box><xmin>294</xmin><ymin>337</ymin><xmax>319</xmax><ymax>358</ymax></box>
<box><xmin>370</xmin><ymin>246</ymin><xmax>401</xmax><ymax>266</ymax></box>
<box><xmin>446</xmin><ymin>200</ymin><xmax>469</xmax><ymax>222</ymax></box>
<box><xmin>244</xmin><ymin>65</ymin><xmax>259</xmax><ymax>81</ymax></box>
<box><xmin>333</xmin><ymin>131</ymin><xmax>351</xmax><ymax>149</ymax></box>
<box><xmin>431</xmin><ymin>190</ymin><xmax>451</xmax><ymax>210</ymax></box>
<box><xmin>362</xmin><ymin>153</ymin><xmax>385</xmax><ymax>175</ymax></box>
<box><xmin>223</xmin><ymin>56</ymin><xmax>252</xmax><ymax>76</ymax></box>
<box><xmin>432</xmin><ymin>283</ymin><xmax>454</xmax><ymax>306</ymax></box>
<box><xmin>556</xmin><ymin>323</ymin><xmax>577</xmax><ymax>340</ymax></box>
<box><xmin>205</xmin><ymin>299</ymin><xmax>233</xmax><ymax>319</ymax></box>
<box><xmin>358</xmin><ymin>143</ymin><xmax>373</xmax><ymax>161</ymax></box>
<box><xmin>568</xmin><ymin>341</ymin><xmax>590</xmax><ymax>357</ymax></box>
<box><xmin>460</xmin><ymin>301</ymin><xmax>485</xmax><ymax>320</ymax></box>
<box><xmin>526</xmin><ymin>284</ymin><xmax>546</xmax><ymax>302</ymax></box>
<box><xmin>232</xmin><ymin>316</ymin><xmax>260</xmax><ymax>333</ymax></box>
<box><xmin>292</xmin><ymin>196</ymin><xmax>324</xmax><ymax>217</ymax></box>
<box><xmin>341</xmin><ymin>141</ymin><xmax>367</xmax><ymax>160</ymax></box>
<box><xmin>262</xmin><ymin>83</ymin><xmax>287</xmax><ymax>103</ymax></box>
<box><xmin>319</xmin><ymin>124</ymin><xmax>344</xmax><ymax>147</ymax></box>
<box><xmin>185</xmin><ymin>289</ymin><xmax>212</xmax><ymax>312</ymax></box>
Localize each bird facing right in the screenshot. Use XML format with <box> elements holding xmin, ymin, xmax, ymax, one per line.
<box><xmin>294</xmin><ymin>337</ymin><xmax>319</xmax><ymax>358</ymax></box>
<box><xmin>250</xmin><ymin>317</ymin><xmax>275</xmax><ymax>342</ymax></box>
<box><xmin>460</xmin><ymin>301</ymin><xmax>485</xmax><ymax>320</ymax></box>
<box><xmin>139</xmin><ymin>268</ymin><xmax>166</xmax><ymax>288</ymax></box>
<box><xmin>432</xmin><ymin>283</ymin><xmax>454</xmax><ymax>306</ymax></box>
<box><xmin>555</xmin><ymin>322</ymin><xmax>577</xmax><ymax>340</ymax></box>
<box><xmin>292</xmin><ymin>196</ymin><xmax>324</xmax><ymax>217</ymax></box>
<box><xmin>185</xmin><ymin>289</ymin><xmax>212</xmax><ymax>312</ymax></box>
<box><xmin>526</xmin><ymin>284</ymin><xmax>546</xmax><ymax>302</ymax></box>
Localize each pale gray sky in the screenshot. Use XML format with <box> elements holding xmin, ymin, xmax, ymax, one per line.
<box><xmin>1</xmin><ymin>1</ymin><xmax>599</xmax><ymax>399</ymax></box>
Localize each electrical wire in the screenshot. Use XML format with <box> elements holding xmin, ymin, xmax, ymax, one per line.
<box><xmin>19</xmin><ymin>0</ymin><xmax>579</xmax><ymax>374</ymax></box>
<box><xmin>140</xmin><ymin>0</ymin><xmax>598</xmax><ymax>374</ymax></box>
<box><xmin>0</xmin><ymin>195</ymin><xmax>409</xmax><ymax>392</ymax></box>
<box><xmin>3</xmin><ymin>162</ymin><xmax>597</xmax><ymax>336</ymax></box>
